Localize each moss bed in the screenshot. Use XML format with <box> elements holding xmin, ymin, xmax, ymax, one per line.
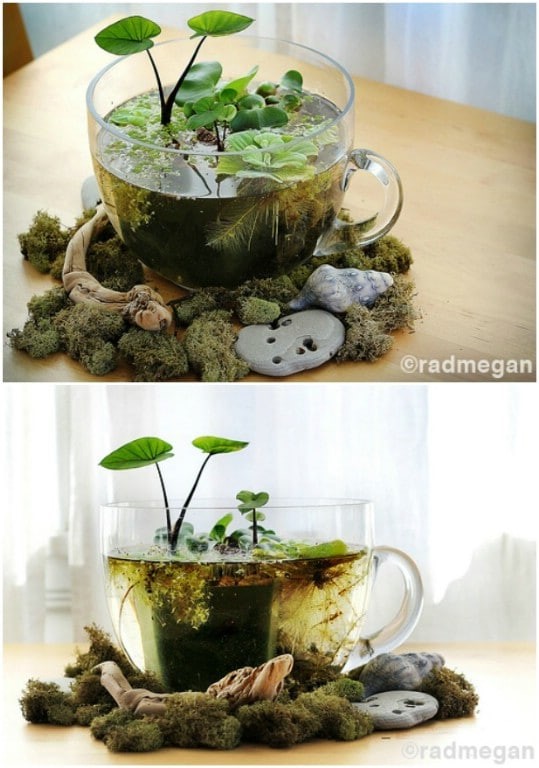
<box><xmin>19</xmin><ymin>625</ymin><xmax>478</xmax><ymax>753</ymax></box>
<box><xmin>8</xmin><ymin>208</ymin><xmax>419</xmax><ymax>381</ymax></box>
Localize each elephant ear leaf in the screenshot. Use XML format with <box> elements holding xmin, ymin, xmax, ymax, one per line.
<box><xmin>188</xmin><ymin>10</ymin><xmax>254</xmax><ymax>39</ymax></box>
<box><xmin>95</xmin><ymin>16</ymin><xmax>161</xmax><ymax>55</ymax></box>
<box><xmin>99</xmin><ymin>436</ymin><xmax>174</xmax><ymax>469</ymax></box>
<box><xmin>192</xmin><ymin>436</ymin><xmax>249</xmax><ymax>455</ymax></box>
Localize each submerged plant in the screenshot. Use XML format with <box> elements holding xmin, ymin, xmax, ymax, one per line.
<box><xmin>99</xmin><ymin>435</ymin><xmax>248</xmax><ymax>551</ymax></box>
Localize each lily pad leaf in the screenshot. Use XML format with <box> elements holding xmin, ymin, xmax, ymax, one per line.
<box><xmin>188</xmin><ymin>10</ymin><xmax>254</xmax><ymax>39</ymax></box>
<box><xmin>297</xmin><ymin>539</ymin><xmax>349</xmax><ymax>559</ymax></box>
<box><xmin>99</xmin><ymin>436</ymin><xmax>174</xmax><ymax>470</ymax></box>
<box><xmin>192</xmin><ymin>436</ymin><xmax>249</xmax><ymax>455</ymax></box>
<box><xmin>95</xmin><ymin>16</ymin><xmax>161</xmax><ymax>55</ymax></box>
<box><xmin>175</xmin><ymin>61</ymin><xmax>223</xmax><ymax>106</ymax></box>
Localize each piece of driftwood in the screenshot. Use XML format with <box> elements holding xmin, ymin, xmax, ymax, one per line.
<box><xmin>62</xmin><ymin>205</ymin><xmax>173</xmax><ymax>331</ymax></box>
<box><xmin>94</xmin><ymin>654</ymin><xmax>294</xmax><ymax>715</ymax></box>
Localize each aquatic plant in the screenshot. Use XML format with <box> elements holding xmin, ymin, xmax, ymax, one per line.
<box><xmin>99</xmin><ymin>434</ymin><xmax>248</xmax><ymax>552</ymax></box>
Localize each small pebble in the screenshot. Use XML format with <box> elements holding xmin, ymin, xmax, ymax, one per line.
<box><xmin>235</xmin><ymin>309</ymin><xmax>345</xmax><ymax>376</ymax></box>
<box><xmin>81</xmin><ymin>176</ymin><xmax>101</xmax><ymax>210</ymax></box>
<box><xmin>353</xmin><ymin>690</ymin><xmax>439</xmax><ymax>730</ymax></box>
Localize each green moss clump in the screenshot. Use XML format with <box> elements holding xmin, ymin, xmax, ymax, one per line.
<box><xmin>18</xmin><ymin>210</ymin><xmax>70</xmax><ymax>273</ymax></box>
<box><xmin>315</xmin><ymin>677</ymin><xmax>365</xmax><ymax>702</ymax></box>
<box><xmin>335</xmin><ymin>304</ymin><xmax>394</xmax><ymax>363</ymax></box>
<box><xmin>232</xmin><ymin>274</ymin><xmax>298</xmax><ymax>310</ymax></box>
<box><xmin>19</xmin><ymin>680</ymin><xmax>76</xmax><ymax>726</ymax></box>
<box><xmin>419</xmin><ymin>666</ymin><xmax>479</xmax><ymax>719</ymax></box>
<box><xmin>362</xmin><ymin>235</ymin><xmax>413</xmax><ymax>273</ymax></box>
<box><xmin>86</xmin><ymin>236</ymin><xmax>144</xmax><ymax>292</ymax></box>
<box><xmin>183</xmin><ymin>310</ymin><xmax>249</xmax><ymax>382</ymax></box>
<box><xmin>7</xmin><ymin>318</ymin><xmax>61</xmax><ymax>358</ymax></box>
<box><xmin>118</xmin><ymin>327</ymin><xmax>189</xmax><ymax>381</ymax></box>
<box><xmin>105</xmin><ymin>719</ymin><xmax>165</xmax><ymax>753</ymax></box>
<box><xmin>64</xmin><ymin>624</ymin><xmax>131</xmax><ymax>678</ymax></box>
<box><xmin>371</xmin><ymin>275</ymin><xmax>419</xmax><ymax>332</ymax></box>
<box><xmin>237</xmin><ymin>699</ymin><xmax>319</xmax><ymax>748</ymax></box>
<box><xmin>53</xmin><ymin>303</ymin><xmax>126</xmax><ymax>375</ymax></box>
<box><xmin>235</xmin><ymin>296</ymin><xmax>281</xmax><ymax>325</ymax></box>
<box><xmin>27</xmin><ymin>287</ymin><xmax>70</xmax><ymax>320</ymax></box>
<box><xmin>158</xmin><ymin>693</ymin><xmax>242</xmax><ymax>750</ymax></box>
<box><xmin>296</xmin><ymin>692</ymin><xmax>374</xmax><ymax>741</ymax></box>
<box><xmin>284</xmin><ymin>659</ymin><xmax>342</xmax><ymax>696</ymax></box>
<box><xmin>90</xmin><ymin>708</ymin><xmax>138</xmax><ymax>741</ymax></box>
<box><xmin>75</xmin><ymin>703</ymin><xmax>111</xmax><ymax>726</ymax></box>
<box><xmin>172</xmin><ymin>288</ymin><xmax>229</xmax><ymax>326</ymax></box>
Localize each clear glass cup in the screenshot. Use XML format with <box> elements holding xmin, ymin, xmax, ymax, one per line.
<box><xmin>100</xmin><ymin>498</ymin><xmax>422</xmax><ymax>691</ymax></box>
<box><xmin>87</xmin><ymin>36</ymin><xmax>403</xmax><ymax>289</ymax></box>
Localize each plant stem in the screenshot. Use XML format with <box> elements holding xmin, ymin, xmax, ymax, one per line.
<box><xmin>155</xmin><ymin>462</ymin><xmax>172</xmax><ymax>540</ymax></box>
<box><xmin>145</xmin><ymin>49</ymin><xmax>166</xmax><ymax>120</ymax></box>
<box><xmin>169</xmin><ymin>453</ymin><xmax>213</xmax><ymax>551</ymax></box>
<box><xmin>252</xmin><ymin>513</ymin><xmax>259</xmax><ymax>545</ymax></box>
<box><xmin>161</xmin><ymin>36</ymin><xmax>207</xmax><ymax>126</ymax></box>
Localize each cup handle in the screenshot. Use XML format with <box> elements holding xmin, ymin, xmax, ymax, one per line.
<box><xmin>342</xmin><ymin>545</ymin><xmax>423</xmax><ymax>672</ymax></box>
<box><xmin>314</xmin><ymin>149</ymin><xmax>404</xmax><ymax>255</ymax></box>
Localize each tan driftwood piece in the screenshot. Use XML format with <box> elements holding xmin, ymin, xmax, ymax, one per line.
<box><xmin>62</xmin><ymin>204</ymin><xmax>173</xmax><ymax>331</ymax></box>
<box><xmin>93</xmin><ymin>654</ymin><xmax>294</xmax><ymax>714</ymax></box>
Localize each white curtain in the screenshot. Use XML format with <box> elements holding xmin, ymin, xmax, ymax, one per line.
<box><xmin>3</xmin><ymin>383</ymin><xmax>536</xmax><ymax>644</ymax></box>
<box><xmin>20</xmin><ymin>3</ymin><xmax>535</xmax><ymax>121</ymax></box>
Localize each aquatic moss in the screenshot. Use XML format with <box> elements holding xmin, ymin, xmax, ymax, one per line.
<box><xmin>118</xmin><ymin>327</ymin><xmax>189</xmax><ymax>381</ymax></box>
<box><xmin>419</xmin><ymin>666</ymin><xmax>479</xmax><ymax>719</ymax></box>
<box><xmin>183</xmin><ymin>310</ymin><xmax>250</xmax><ymax>382</ymax></box>
<box><xmin>235</xmin><ymin>296</ymin><xmax>281</xmax><ymax>325</ymax></box>
<box><xmin>53</xmin><ymin>303</ymin><xmax>126</xmax><ymax>375</ymax></box>
<box><xmin>158</xmin><ymin>693</ymin><xmax>242</xmax><ymax>750</ymax></box>
<box><xmin>19</xmin><ymin>680</ymin><xmax>76</xmax><ymax>726</ymax></box>
<box><xmin>18</xmin><ymin>210</ymin><xmax>70</xmax><ymax>273</ymax></box>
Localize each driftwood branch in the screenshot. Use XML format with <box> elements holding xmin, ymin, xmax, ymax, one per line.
<box><xmin>62</xmin><ymin>205</ymin><xmax>173</xmax><ymax>331</ymax></box>
<box><xmin>93</xmin><ymin>654</ymin><xmax>294</xmax><ymax>715</ymax></box>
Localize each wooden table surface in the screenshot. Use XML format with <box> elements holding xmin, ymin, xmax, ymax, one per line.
<box><xmin>3</xmin><ymin>19</ymin><xmax>536</xmax><ymax>382</ymax></box>
<box><xmin>3</xmin><ymin>642</ymin><xmax>536</xmax><ymax>765</ymax></box>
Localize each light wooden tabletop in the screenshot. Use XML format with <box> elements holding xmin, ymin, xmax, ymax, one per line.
<box><xmin>3</xmin><ymin>642</ymin><xmax>535</xmax><ymax>765</ymax></box>
<box><xmin>3</xmin><ymin>19</ymin><xmax>536</xmax><ymax>382</ymax></box>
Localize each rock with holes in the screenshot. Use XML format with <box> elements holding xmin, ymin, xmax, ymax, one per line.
<box><xmin>235</xmin><ymin>309</ymin><xmax>345</xmax><ymax>376</ymax></box>
<box><xmin>353</xmin><ymin>691</ymin><xmax>439</xmax><ymax>730</ymax></box>
<box><xmin>288</xmin><ymin>264</ymin><xmax>393</xmax><ymax>313</ymax></box>
<box><xmin>357</xmin><ymin>652</ymin><xmax>445</xmax><ymax>697</ymax></box>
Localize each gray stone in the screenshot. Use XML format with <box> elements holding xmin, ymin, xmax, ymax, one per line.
<box><xmin>288</xmin><ymin>264</ymin><xmax>393</xmax><ymax>312</ymax></box>
<box><xmin>353</xmin><ymin>690</ymin><xmax>439</xmax><ymax>730</ymax></box>
<box><xmin>81</xmin><ymin>176</ymin><xmax>101</xmax><ymax>210</ymax></box>
<box><xmin>358</xmin><ymin>652</ymin><xmax>445</xmax><ymax>697</ymax></box>
<box><xmin>235</xmin><ymin>309</ymin><xmax>345</xmax><ymax>376</ymax></box>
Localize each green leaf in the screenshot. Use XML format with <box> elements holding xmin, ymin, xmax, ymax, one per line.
<box><xmin>236</xmin><ymin>491</ymin><xmax>269</xmax><ymax>507</ymax></box>
<box><xmin>188</xmin><ymin>10</ymin><xmax>254</xmax><ymax>38</ymax></box>
<box><xmin>175</xmin><ymin>61</ymin><xmax>222</xmax><ymax>106</ymax></box>
<box><xmin>224</xmin><ymin>65</ymin><xmax>259</xmax><ymax>97</ymax></box>
<box><xmin>99</xmin><ymin>436</ymin><xmax>173</xmax><ymax>470</ymax></box>
<box><xmin>187</xmin><ymin>110</ymin><xmax>220</xmax><ymax>131</ymax></box>
<box><xmin>192</xmin><ymin>436</ymin><xmax>249</xmax><ymax>455</ymax></box>
<box><xmin>230</xmin><ymin>105</ymin><xmax>288</xmax><ymax>132</ymax></box>
<box><xmin>297</xmin><ymin>539</ymin><xmax>349</xmax><ymax>559</ymax></box>
<box><xmin>209</xmin><ymin>513</ymin><xmax>234</xmax><ymax>541</ymax></box>
<box><xmin>280</xmin><ymin>69</ymin><xmax>303</xmax><ymax>92</ymax></box>
<box><xmin>95</xmin><ymin>16</ymin><xmax>161</xmax><ymax>55</ymax></box>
